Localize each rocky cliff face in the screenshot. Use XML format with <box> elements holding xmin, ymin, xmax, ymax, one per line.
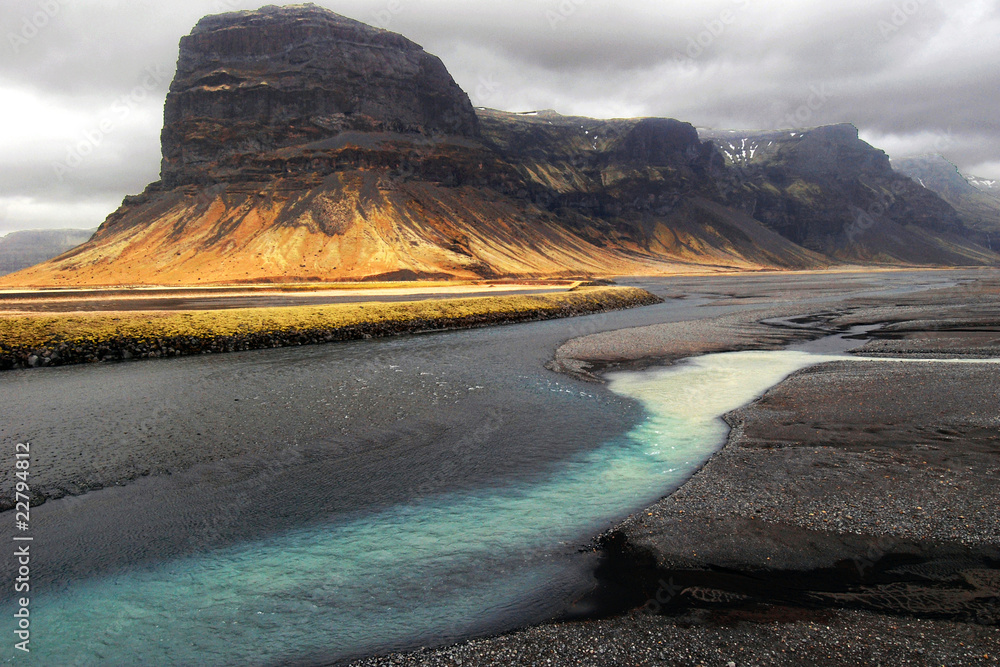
<box><xmin>160</xmin><ymin>3</ymin><xmax>479</xmax><ymax>188</ymax></box>
<box><xmin>892</xmin><ymin>155</ymin><xmax>1000</xmax><ymax>237</ymax></box>
<box><xmin>701</xmin><ymin>126</ymin><xmax>993</xmax><ymax>264</ymax></box>
<box><xmin>13</xmin><ymin>105</ymin><xmax>820</xmax><ymax>286</ymax></box>
<box><xmin>1</xmin><ymin>5</ymin><xmax>994</xmax><ymax>287</ymax></box>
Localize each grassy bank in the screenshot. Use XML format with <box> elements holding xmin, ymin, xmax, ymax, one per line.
<box><xmin>0</xmin><ymin>286</ymin><xmax>661</xmax><ymax>371</ymax></box>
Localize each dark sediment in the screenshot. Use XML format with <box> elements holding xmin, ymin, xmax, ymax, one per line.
<box><xmin>350</xmin><ymin>609</ymin><xmax>997</xmax><ymax>666</ymax></box>
<box><xmin>547</xmin><ymin>308</ymin><xmax>841</xmax><ymax>381</ymax></box>
<box><xmin>597</xmin><ymin>358</ymin><xmax>1000</xmax><ymax>623</ymax></box>
<box><xmin>0</xmin><ymin>287</ymin><xmax>569</xmax><ymax>313</ymax></box>
<box><xmin>353</xmin><ymin>274</ymin><xmax>1000</xmax><ymax>665</ymax></box>
<box><xmin>0</xmin><ymin>288</ymin><xmax>663</xmax><ymax>512</ymax></box>
<box><xmin>4</xmin><ymin>270</ymin><xmax>998</xmax><ymax>665</ymax></box>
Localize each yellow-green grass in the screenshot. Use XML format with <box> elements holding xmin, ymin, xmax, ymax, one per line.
<box><xmin>0</xmin><ymin>286</ymin><xmax>658</xmax><ymax>359</ymax></box>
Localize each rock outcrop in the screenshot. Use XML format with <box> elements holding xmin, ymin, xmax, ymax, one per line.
<box><xmin>160</xmin><ymin>3</ymin><xmax>479</xmax><ymax>187</ymax></box>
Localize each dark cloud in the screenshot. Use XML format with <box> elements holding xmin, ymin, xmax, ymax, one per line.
<box><xmin>1</xmin><ymin>0</ymin><xmax>997</xmax><ymax>234</ymax></box>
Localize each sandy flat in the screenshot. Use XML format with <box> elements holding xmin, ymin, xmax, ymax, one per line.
<box><xmin>0</xmin><ymin>282</ymin><xmax>576</xmax><ymax>314</ymax></box>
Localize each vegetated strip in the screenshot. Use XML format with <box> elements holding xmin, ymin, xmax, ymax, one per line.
<box><xmin>0</xmin><ymin>286</ymin><xmax>662</xmax><ymax>371</ymax></box>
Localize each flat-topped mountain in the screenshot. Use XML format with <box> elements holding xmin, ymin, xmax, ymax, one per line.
<box><xmin>2</xmin><ymin>5</ymin><xmax>995</xmax><ymax>287</ymax></box>
<box><xmin>161</xmin><ymin>3</ymin><xmax>479</xmax><ymax>188</ymax></box>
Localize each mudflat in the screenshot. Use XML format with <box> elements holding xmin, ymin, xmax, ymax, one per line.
<box><xmin>0</xmin><ymin>281</ymin><xmax>574</xmax><ymax>313</ymax></box>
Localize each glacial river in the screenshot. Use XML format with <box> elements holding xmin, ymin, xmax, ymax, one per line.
<box><xmin>0</xmin><ymin>272</ymin><xmax>970</xmax><ymax>665</ymax></box>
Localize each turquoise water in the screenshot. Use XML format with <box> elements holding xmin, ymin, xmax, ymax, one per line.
<box><xmin>13</xmin><ymin>350</ymin><xmax>980</xmax><ymax>666</ymax></box>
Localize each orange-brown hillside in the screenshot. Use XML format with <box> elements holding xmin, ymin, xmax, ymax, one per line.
<box><xmin>3</xmin><ymin>169</ymin><xmax>822</xmax><ymax>287</ymax></box>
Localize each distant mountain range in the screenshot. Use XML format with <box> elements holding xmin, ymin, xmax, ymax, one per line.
<box><xmin>968</xmin><ymin>175</ymin><xmax>1000</xmax><ymax>197</ymax></box>
<box><xmin>699</xmin><ymin>127</ymin><xmax>995</xmax><ymax>264</ymax></box>
<box><xmin>0</xmin><ymin>228</ymin><xmax>95</xmax><ymax>277</ymax></box>
<box><xmin>2</xmin><ymin>4</ymin><xmax>996</xmax><ymax>287</ymax></box>
<box><xmin>891</xmin><ymin>154</ymin><xmax>1000</xmax><ymax>247</ymax></box>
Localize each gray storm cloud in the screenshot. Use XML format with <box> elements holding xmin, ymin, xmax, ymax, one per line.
<box><xmin>1</xmin><ymin>0</ymin><xmax>997</xmax><ymax>234</ymax></box>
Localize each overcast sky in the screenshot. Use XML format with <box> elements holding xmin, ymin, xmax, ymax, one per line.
<box><xmin>1</xmin><ymin>0</ymin><xmax>998</xmax><ymax>235</ymax></box>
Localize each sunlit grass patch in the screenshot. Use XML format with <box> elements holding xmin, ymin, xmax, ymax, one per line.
<box><xmin>0</xmin><ymin>287</ymin><xmax>661</xmax><ymax>367</ymax></box>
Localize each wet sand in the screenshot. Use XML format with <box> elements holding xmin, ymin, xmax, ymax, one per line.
<box><xmin>0</xmin><ymin>283</ymin><xmax>572</xmax><ymax>313</ymax></box>
<box><xmin>355</xmin><ymin>271</ymin><xmax>1000</xmax><ymax>666</ymax></box>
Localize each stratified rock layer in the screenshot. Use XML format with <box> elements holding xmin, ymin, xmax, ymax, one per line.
<box><xmin>161</xmin><ymin>3</ymin><xmax>479</xmax><ymax>187</ymax></box>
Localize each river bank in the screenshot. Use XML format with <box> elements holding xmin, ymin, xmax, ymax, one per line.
<box><xmin>353</xmin><ymin>273</ymin><xmax>1000</xmax><ymax>666</ymax></box>
<box><xmin>0</xmin><ymin>285</ymin><xmax>659</xmax><ymax>371</ymax></box>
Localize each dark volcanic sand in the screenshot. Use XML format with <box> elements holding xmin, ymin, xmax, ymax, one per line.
<box><xmin>351</xmin><ymin>609</ymin><xmax>996</xmax><ymax>666</ymax></box>
<box><xmin>2</xmin><ymin>270</ymin><xmax>998</xmax><ymax>665</ymax></box>
<box><xmin>2</xmin><ymin>271</ymin><xmax>961</xmax><ymax>514</ymax></box>
<box><xmin>353</xmin><ymin>272</ymin><xmax>1000</xmax><ymax>666</ymax></box>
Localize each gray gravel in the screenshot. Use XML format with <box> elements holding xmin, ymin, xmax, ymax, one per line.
<box><xmin>352</xmin><ymin>608</ymin><xmax>999</xmax><ymax>666</ymax></box>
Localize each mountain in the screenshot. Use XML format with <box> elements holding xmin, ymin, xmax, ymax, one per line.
<box><xmin>159</xmin><ymin>3</ymin><xmax>480</xmax><ymax>189</ymax></box>
<box><xmin>891</xmin><ymin>155</ymin><xmax>1000</xmax><ymax>243</ymax></box>
<box><xmin>967</xmin><ymin>175</ymin><xmax>1000</xmax><ymax>199</ymax></box>
<box><xmin>0</xmin><ymin>228</ymin><xmax>95</xmax><ymax>277</ymax></box>
<box><xmin>700</xmin><ymin>127</ymin><xmax>997</xmax><ymax>264</ymax></box>
<box><xmin>1</xmin><ymin>5</ymin><xmax>994</xmax><ymax>287</ymax></box>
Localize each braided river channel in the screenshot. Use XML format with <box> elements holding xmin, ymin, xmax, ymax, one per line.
<box><xmin>0</xmin><ymin>272</ymin><xmax>972</xmax><ymax>665</ymax></box>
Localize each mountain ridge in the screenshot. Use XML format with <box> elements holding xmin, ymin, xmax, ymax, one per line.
<box><xmin>2</xmin><ymin>4</ymin><xmax>995</xmax><ymax>287</ymax></box>
<box><xmin>891</xmin><ymin>154</ymin><xmax>1000</xmax><ymax>242</ymax></box>
<box><xmin>699</xmin><ymin>126</ymin><xmax>994</xmax><ymax>264</ymax></box>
